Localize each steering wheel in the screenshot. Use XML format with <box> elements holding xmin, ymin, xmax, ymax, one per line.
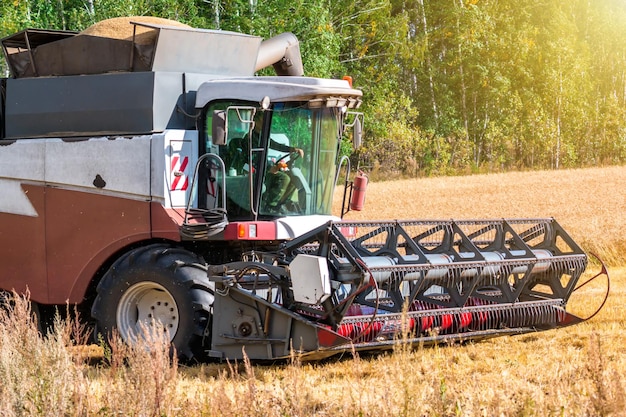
<box><xmin>274</xmin><ymin>150</ymin><xmax>301</xmax><ymax>169</ymax></box>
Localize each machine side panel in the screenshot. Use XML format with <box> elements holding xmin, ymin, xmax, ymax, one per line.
<box><xmin>151</xmin><ymin>29</ymin><xmax>261</xmax><ymax>75</ymax></box>
<box><xmin>45</xmin><ymin>186</ymin><xmax>152</xmax><ymax>304</ymax></box>
<box><xmin>45</xmin><ymin>136</ymin><xmax>152</xmax><ymax>197</ymax></box>
<box><xmin>4</xmin><ymin>73</ymin><xmax>156</xmax><ymax>138</ymax></box>
<box><xmin>0</xmin><ymin>140</ymin><xmax>48</xmax><ymax>301</ymax></box>
<box><xmin>0</xmin><ymin>139</ymin><xmax>45</xmax><ymax>212</ymax></box>
<box><xmin>153</xmin><ymin>72</ymin><xmax>187</xmax><ymax>131</ymax></box>
<box><xmin>0</xmin><ymin>184</ymin><xmax>48</xmax><ymax>301</ymax></box>
<box><xmin>0</xmin><ymin>134</ymin><xmax>183</xmax><ymax>304</ymax></box>
<box><xmin>43</xmin><ymin>136</ymin><xmax>156</xmax><ymax>303</ymax></box>
<box><xmin>150</xmin><ymin>204</ymin><xmax>182</xmax><ymax>239</ymax></box>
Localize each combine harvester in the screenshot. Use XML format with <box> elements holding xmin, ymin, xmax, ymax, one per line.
<box><xmin>0</xmin><ymin>17</ymin><xmax>608</xmax><ymax>361</ymax></box>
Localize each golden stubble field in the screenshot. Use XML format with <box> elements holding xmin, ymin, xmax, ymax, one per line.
<box><xmin>335</xmin><ymin>165</ymin><xmax>626</xmax><ymax>266</ymax></box>
<box><xmin>0</xmin><ymin>165</ymin><xmax>624</xmax><ymax>416</ymax></box>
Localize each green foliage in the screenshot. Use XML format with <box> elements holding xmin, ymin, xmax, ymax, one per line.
<box><xmin>2</xmin><ymin>0</ymin><xmax>626</xmax><ymax>175</ymax></box>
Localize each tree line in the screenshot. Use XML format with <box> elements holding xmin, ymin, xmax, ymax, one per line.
<box><xmin>2</xmin><ymin>0</ymin><xmax>626</xmax><ymax>175</ymax></box>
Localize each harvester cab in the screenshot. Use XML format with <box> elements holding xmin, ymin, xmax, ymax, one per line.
<box><xmin>202</xmin><ymin>94</ymin><xmax>356</xmax><ymax>216</ymax></box>
<box><xmin>177</xmin><ymin>74</ymin><xmax>365</xmax><ymax>241</ymax></box>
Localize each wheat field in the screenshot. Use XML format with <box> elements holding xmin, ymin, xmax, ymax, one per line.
<box><xmin>335</xmin><ymin>165</ymin><xmax>626</xmax><ymax>266</ymax></box>
<box><xmin>0</xmin><ymin>165</ymin><xmax>624</xmax><ymax>416</ymax></box>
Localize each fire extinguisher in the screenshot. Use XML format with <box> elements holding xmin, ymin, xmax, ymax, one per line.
<box><xmin>350</xmin><ymin>170</ymin><xmax>368</xmax><ymax>211</ymax></box>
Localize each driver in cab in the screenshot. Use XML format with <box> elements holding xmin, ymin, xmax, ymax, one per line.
<box><xmin>248</xmin><ymin>117</ymin><xmax>304</xmax><ymax>213</ymax></box>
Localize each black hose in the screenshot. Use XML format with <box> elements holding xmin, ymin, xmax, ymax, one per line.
<box><xmin>572</xmin><ymin>253</ymin><xmax>610</xmax><ymax>322</ymax></box>
<box><xmin>180</xmin><ymin>208</ymin><xmax>228</xmax><ymax>240</ymax></box>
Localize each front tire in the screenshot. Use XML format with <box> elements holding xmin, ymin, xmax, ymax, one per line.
<box><xmin>92</xmin><ymin>244</ymin><xmax>214</xmax><ymax>362</ymax></box>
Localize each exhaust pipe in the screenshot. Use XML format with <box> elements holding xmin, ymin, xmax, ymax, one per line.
<box><xmin>255</xmin><ymin>32</ymin><xmax>304</xmax><ymax>76</ymax></box>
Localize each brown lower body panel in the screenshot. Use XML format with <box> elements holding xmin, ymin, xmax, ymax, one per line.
<box><xmin>0</xmin><ymin>184</ymin><xmax>180</xmax><ymax>304</ymax></box>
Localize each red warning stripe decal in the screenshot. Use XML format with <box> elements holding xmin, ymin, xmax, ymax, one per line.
<box><xmin>170</xmin><ymin>156</ymin><xmax>189</xmax><ymax>191</ymax></box>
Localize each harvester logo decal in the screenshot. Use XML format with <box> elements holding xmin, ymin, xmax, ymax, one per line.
<box><xmin>170</xmin><ymin>156</ymin><xmax>189</xmax><ymax>191</ymax></box>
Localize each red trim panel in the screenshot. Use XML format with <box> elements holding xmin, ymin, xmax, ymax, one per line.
<box><xmin>151</xmin><ymin>205</ymin><xmax>183</xmax><ymax>241</ymax></box>
<box><xmin>0</xmin><ymin>185</ymin><xmax>186</xmax><ymax>304</ymax></box>
<box><xmin>223</xmin><ymin>221</ymin><xmax>277</xmax><ymax>240</ymax></box>
<box><xmin>46</xmin><ymin>187</ymin><xmax>152</xmax><ymax>304</ymax></box>
<box><xmin>0</xmin><ymin>185</ymin><xmax>48</xmax><ymax>301</ymax></box>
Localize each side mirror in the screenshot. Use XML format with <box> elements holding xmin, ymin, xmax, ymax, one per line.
<box><xmin>345</xmin><ymin>111</ymin><xmax>364</xmax><ymax>150</ymax></box>
<box><xmin>212</xmin><ymin>110</ymin><xmax>226</xmax><ymax>145</ymax></box>
<box><xmin>353</xmin><ymin>116</ymin><xmax>363</xmax><ymax>150</ymax></box>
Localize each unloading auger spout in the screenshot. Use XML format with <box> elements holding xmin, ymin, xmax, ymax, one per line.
<box><xmin>208</xmin><ymin>217</ymin><xmax>606</xmax><ymax>360</ymax></box>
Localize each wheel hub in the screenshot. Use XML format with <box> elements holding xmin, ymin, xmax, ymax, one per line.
<box><xmin>117</xmin><ymin>282</ymin><xmax>179</xmax><ymax>342</ymax></box>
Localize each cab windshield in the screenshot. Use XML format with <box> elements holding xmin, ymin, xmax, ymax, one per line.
<box><xmin>259</xmin><ymin>103</ymin><xmax>340</xmax><ymax>217</ymax></box>
<box><xmin>204</xmin><ymin>101</ymin><xmax>342</xmax><ymax>220</ymax></box>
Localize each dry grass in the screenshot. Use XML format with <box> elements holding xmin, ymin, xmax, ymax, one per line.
<box><xmin>0</xmin><ymin>165</ymin><xmax>624</xmax><ymax>416</ymax></box>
